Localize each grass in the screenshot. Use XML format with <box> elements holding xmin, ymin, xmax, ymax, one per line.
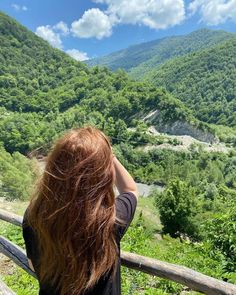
<box><xmin>135</xmin><ymin>196</ymin><xmax>161</xmax><ymax>232</ymax></box>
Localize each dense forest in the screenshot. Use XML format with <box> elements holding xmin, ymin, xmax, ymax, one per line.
<box><xmin>87</xmin><ymin>27</ymin><xmax>236</xmax><ymax>143</ymax></box>
<box><xmin>0</xmin><ymin>11</ymin><xmax>236</xmax><ymax>295</ymax></box>
<box><xmin>148</xmin><ymin>38</ymin><xmax>236</xmax><ymax>127</ymax></box>
<box><xmin>0</xmin><ymin>11</ymin><xmax>214</xmax><ymax>155</ymax></box>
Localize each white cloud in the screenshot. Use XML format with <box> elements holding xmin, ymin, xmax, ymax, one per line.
<box><xmin>35</xmin><ymin>21</ymin><xmax>70</xmax><ymax>48</ymax></box>
<box><xmin>35</xmin><ymin>25</ymin><xmax>62</xmax><ymax>49</ymax></box>
<box><xmin>189</xmin><ymin>0</ymin><xmax>236</xmax><ymax>25</ymax></box>
<box><xmin>11</xmin><ymin>4</ymin><xmax>28</xmax><ymax>11</ymax></box>
<box><xmin>35</xmin><ymin>24</ymin><xmax>88</xmax><ymax>60</ymax></box>
<box><xmin>92</xmin><ymin>0</ymin><xmax>185</xmax><ymax>29</ymax></box>
<box><xmin>71</xmin><ymin>8</ymin><xmax>113</xmax><ymax>39</ymax></box>
<box><xmin>36</xmin><ymin>0</ymin><xmax>186</xmax><ymax>45</ymax></box>
<box><xmin>53</xmin><ymin>21</ymin><xmax>69</xmax><ymax>35</ymax></box>
<box><xmin>66</xmin><ymin>49</ymin><xmax>89</xmax><ymax>61</ymax></box>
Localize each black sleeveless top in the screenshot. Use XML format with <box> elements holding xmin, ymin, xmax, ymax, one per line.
<box><xmin>22</xmin><ymin>192</ymin><xmax>137</xmax><ymax>295</ymax></box>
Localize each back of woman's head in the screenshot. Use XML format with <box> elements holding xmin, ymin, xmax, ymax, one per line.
<box><xmin>28</xmin><ymin>125</ymin><xmax>117</xmax><ymax>295</ymax></box>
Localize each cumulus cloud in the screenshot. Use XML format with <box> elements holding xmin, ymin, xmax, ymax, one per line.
<box><xmin>35</xmin><ymin>24</ymin><xmax>89</xmax><ymax>60</ymax></box>
<box><xmin>36</xmin><ymin>1</ymin><xmax>186</xmax><ymax>43</ymax></box>
<box><xmin>189</xmin><ymin>0</ymin><xmax>236</xmax><ymax>25</ymax></box>
<box><xmin>11</xmin><ymin>4</ymin><xmax>28</xmax><ymax>11</ymax></box>
<box><xmin>53</xmin><ymin>21</ymin><xmax>69</xmax><ymax>35</ymax></box>
<box><xmin>66</xmin><ymin>49</ymin><xmax>89</xmax><ymax>61</ymax></box>
<box><xmin>36</xmin><ymin>0</ymin><xmax>186</xmax><ymax>45</ymax></box>
<box><xmin>35</xmin><ymin>21</ymin><xmax>70</xmax><ymax>48</ymax></box>
<box><xmin>92</xmin><ymin>0</ymin><xmax>185</xmax><ymax>29</ymax></box>
<box><xmin>71</xmin><ymin>1</ymin><xmax>185</xmax><ymax>39</ymax></box>
<box><xmin>35</xmin><ymin>25</ymin><xmax>62</xmax><ymax>49</ymax></box>
<box><xmin>71</xmin><ymin>8</ymin><xmax>113</xmax><ymax>39</ymax></box>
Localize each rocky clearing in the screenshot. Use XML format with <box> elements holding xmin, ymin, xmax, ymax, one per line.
<box><xmin>144</xmin><ymin>126</ymin><xmax>232</xmax><ymax>154</ymax></box>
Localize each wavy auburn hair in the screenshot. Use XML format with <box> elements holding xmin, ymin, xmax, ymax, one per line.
<box><xmin>27</xmin><ymin>126</ymin><xmax>118</xmax><ymax>295</ymax></box>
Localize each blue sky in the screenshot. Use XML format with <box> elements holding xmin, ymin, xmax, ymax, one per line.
<box><xmin>1</xmin><ymin>0</ymin><xmax>236</xmax><ymax>61</ymax></box>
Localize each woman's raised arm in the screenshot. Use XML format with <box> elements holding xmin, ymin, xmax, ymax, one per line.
<box><xmin>113</xmin><ymin>155</ymin><xmax>139</xmax><ymax>200</ymax></box>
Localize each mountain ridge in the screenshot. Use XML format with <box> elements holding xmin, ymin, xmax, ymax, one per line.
<box><xmin>86</xmin><ymin>28</ymin><xmax>235</xmax><ymax>76</ymax></box>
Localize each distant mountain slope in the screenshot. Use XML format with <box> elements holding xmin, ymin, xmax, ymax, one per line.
<box><xmin>0</xmin><ymin>12</ymin><xmax>215</xmax><ymax>154</ymax></box>
<box><xmin>147</xmin><ymin>38</ymin><xmax>236</xmax><ymax>127</ymax></box>
<box><xmin>87</xmin><ymin>27</ymin><xmax>236</xmax><ymax>129</ymax></box>
<box><xmin>86</xmin><ymin>29</ymin><xmax>235</xmax><ymax>77</ymax></box>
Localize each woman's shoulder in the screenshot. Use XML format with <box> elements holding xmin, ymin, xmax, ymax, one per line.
<box><xmin>115</xmin><ymin>191</ymin><xmax>137</xmax><ymax>215</ymax></box>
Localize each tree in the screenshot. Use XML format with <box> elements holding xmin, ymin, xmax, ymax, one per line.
<box><xmin>155</xmin><ymin>178</ymin><xmax>198</xmax><ymax>238</ymax></box>
<box><xmin>113</xmin><ymin>119</ymin><xmax>130</xmax><ymax>144</ymax></box>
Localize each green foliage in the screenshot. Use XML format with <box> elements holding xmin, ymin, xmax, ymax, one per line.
<box><xmin>0</xmin><ymin>224</ymin><xmax>25</xmax><ymax>247</ymax></box>
<box><xmin>120</xmin><ymin>214</ymin><xmax>224</xmax><ymax>294</ymax></box>
<box><xmin>203</xmin><ymin>207</ymin><xmax>236</xmax><ymax>273</ymax></box>
<box><xmin>0</xmin><ymin>146</ymin><xmax>38</xmax><ymax>200</ymax></box>
<box><xmin>210</xmin><ymin>124</ymin><xmax>236</xmax><ymax>145</ymax></box>
<box><xmin>155</xmin><ymin>179</ymin><xmax>198</xmax><ymax>238</ymax></box>
<box><xmin>0</xmin><ymin>224</ymin><xmax>38</xmax><ymax>294</ymax></box>
<box><xmin>148</xmin><ymin>38</ymin><xmax>236</xmax><ymax>127</ymax></box>
<box><xmin>2</xmin><ymin>267</ymin><xmax>38</xmax><ymax>295</ymax></box>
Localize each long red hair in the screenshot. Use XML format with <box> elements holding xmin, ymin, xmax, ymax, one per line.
<box><xmin>27</xmin><ymin>126</ymin><xmax>118</xmax><ymax>294</ymax></box>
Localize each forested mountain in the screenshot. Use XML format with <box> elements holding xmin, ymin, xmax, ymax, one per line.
<box><xmin>87</xmin><ymin>26</ymin><xmax>236</xmax><ymax>130</ymax></box>
<box><xmin>86</xmin><ymin>29</ymin><xmax>234</xmax><ymax>77</ymax></box>
<box><xmin>147</xmin><ymin>38</ymin><xmax>236</xmax><ymax>127</ymax></box>
<box><xmin>0</xmin><ymin>11</ymin><xmax>212</xmax><ymax>155</ymax></box>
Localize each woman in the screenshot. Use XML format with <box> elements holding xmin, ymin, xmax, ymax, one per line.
<box><xmin>22</xmin><ymin>125</ymin><xmax>138</xmax><ymax>295</ymax></box>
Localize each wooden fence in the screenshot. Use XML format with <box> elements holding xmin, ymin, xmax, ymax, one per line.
<box><xmin>1</xmin><ymin>209</ymin><xmax>236</xmax><ymax>295</ymax></box>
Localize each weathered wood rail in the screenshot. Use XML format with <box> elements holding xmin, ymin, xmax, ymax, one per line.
<box><xmin>1</xmin><ymin>209</ymin><xmax>236</xmax><ymax>295</ymax></box>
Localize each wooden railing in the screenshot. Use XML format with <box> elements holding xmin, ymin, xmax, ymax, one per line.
<box><xmin>1</xmin><ymin>209</ymin><xmax>236</xmax><ymax>295</ymax></box>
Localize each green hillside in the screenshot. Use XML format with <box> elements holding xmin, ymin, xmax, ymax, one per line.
<box><xmin>147</xmin><ymin>38</ymin><xmax>236</xmax><ymax>127</ymax></box>
<box><xmin>86</xmin><ymin>27</ymin><xmax>236</xmax><ymax>137</ymax></box>
<box><xmin>86</xmin><ymin>29</ymin><xmax>234</xmax><ymax>77</ymax></box>
<box><xmin>0</xmin><ymin>11</ymin><xmax>89</xmax><ymax>113</ymax></box>
<box><xmin>0</xmin><ymin>11</ymin><xmax>212</xmax><ymax>155</ymax></box>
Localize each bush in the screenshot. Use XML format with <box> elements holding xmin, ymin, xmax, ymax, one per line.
<box><xmin>155</xmin><ymin>178</ymin><xmax>199</xmax><ymax>239</ymax></box>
